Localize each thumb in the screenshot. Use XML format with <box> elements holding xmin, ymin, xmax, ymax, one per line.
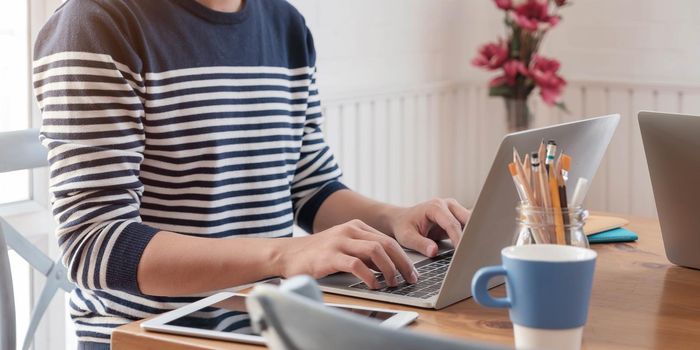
<box><xmin>398</xmin><ymin>228</ymin><xmax>438</xmax><ymax>257</ymax></box>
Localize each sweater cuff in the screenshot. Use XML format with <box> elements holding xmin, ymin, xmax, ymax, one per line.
<box><xmin>297</xmin><ymin>181</ymin><xmax>348</xmax><ymax>233</ymax></box>
<box><xmin>105</xmin><ymin>222</ymin><xmax>159</xmax><ymax>294</ymax></box>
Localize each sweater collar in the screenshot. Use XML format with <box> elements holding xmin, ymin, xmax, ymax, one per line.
<box><xmin>173</xmin><ymin>0</ymin><xmax>251</xmax><ymax>25</ymax></box>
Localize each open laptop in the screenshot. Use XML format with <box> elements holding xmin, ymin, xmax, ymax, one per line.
<box><xmin>319</xmin><ymin>114</ymin><xmax>620</xmax><ymax>309</ymax></box>
<box><xmin>639</xmin><ymin>111</ymin><xmax>700</xmax><ymax>270</ymax></box>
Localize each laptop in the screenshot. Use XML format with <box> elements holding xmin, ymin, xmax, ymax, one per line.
<box><xmin>639</xmin><ymin>111</ymin><xmax>700</xmax><ymax>270</ymax></box>
<box><xmin>319</xmin><ymin>114</ymin><xmax>620</xmax><ymax>309</ymax></box>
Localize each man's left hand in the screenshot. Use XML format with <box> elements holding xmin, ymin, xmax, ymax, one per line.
<box><xmin>388</xmin><ymin>198</ymin><xmax>471</xmax><ymax>257</ymax></box>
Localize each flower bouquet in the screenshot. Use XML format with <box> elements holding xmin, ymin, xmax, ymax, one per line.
<box><xmin>472</xmin><ymin>0</ymin><xmax>570</xmax><ymax>131</ymax></box>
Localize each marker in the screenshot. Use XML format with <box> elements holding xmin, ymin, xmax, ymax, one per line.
<box><xmin>545</xmin><ymin>140</ymin><xmax>557</xmax><ymax>172</ymax></box>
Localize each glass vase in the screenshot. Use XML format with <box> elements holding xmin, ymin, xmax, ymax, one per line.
<box><xmin>504</xmin><ymin>97</ymin><xmax>531</xmax><ymax>132</ymax></box>
<box><xmin>513</xmin><ymin>204</ymin><xmax>589</xmax><ymax>248</ymax></box>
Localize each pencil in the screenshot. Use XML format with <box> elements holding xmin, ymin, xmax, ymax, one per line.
<box><xmin>561</xmin><ymin>154</ymin><xmax>571</xmax><ymax>183</ymax></box>
<box><xmin>548</xmin><ymin>162</ymin><xmax>566</xmax><ymax>244</ymax></box>
<box><xmin>513</xmin><ymin>148</ymin><xmax>523</xmax><ymax>170</ymax></box>
<box><xmin>509</xmin><ymin>162</ymin><xmax>546</xmax><ymax>244</ymax></box>
<box><xmin>509</xmin><ymin>163</ymin><xmax>529</xmax><ymax>203</ymax></box>
<box><xmin>513</xmin><ymin>158</ymin><xmax>535</xmax><ymax>203</ymax></box>
<box><xmin>523</xmin><ymin>153</ymin><xmax>531</xmax><ymax>185</ymax></box>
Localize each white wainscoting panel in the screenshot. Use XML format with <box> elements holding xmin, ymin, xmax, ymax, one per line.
<box><xmin>322</xmin><ymin>80</ymin><xmax>700</xmax><ymax>218</ymax></box>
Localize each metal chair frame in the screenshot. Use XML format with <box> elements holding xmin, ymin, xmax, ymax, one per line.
<box><xmin>0</xmin><ymin>129</ymin><xmax>74</xmax><ymax>350</ymax></box>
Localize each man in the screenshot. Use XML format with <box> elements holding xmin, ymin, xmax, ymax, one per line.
<box><xmin>33</xmin><ymin>0</ymin><xmax>470</xmax><ymax>348</ymax></box>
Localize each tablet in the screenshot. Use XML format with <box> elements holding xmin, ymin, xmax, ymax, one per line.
<box><xmin>141</xmin><ymin>291</ymin><xmax>419</xmax><ymax>345</ymax></box>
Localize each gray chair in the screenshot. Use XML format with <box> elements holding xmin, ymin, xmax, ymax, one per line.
<box><xmin>0</xmin><ymin>129</ymin><xmax>74</xmax><ymax>350</ymax></box>
<box><xmin>247</xmin><ymin>276</ymin><xmax>510</xmax><ymax>350</ymax></box>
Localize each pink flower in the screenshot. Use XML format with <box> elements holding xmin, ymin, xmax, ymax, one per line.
<box><xmin>512</xmin><ymin>0</ymin><xmax>560</xmax><ymax>32</ymax></box>
<box><xmin>472</xmin><ymin>40</ymin><xmax>509</xmax><ymax>70</ymax></box>
<box><xmin>529</xmin><ymin>55</ymin><xmax>566</xmax><ymax>105</ymax></box>
<box><xmin>490</xmin><ymin>60</ymin><xmax>528</xmax><ymax>87</ymax></box>
<box><xmin>554</xmin><ymin>0</ymin><xmax>568</xmax><ymax>6</ymax></box>
<box><xmin>494</xmin><ymin>0</ymin><xmax>512</xmax><ymax>10</ymax></box>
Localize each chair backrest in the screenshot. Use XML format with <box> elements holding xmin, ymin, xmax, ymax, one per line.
<box><xmin>0</xmin><ymin>128</ymin><xmax>73</xmax><ymax>350</ymax></box>
<box><xmin>246</xmin><ymin>276</ymin><xmax>510</xmax><ymax>350</ymax></box>
<box><xmin>0</xmin><ymin>129</ymin><xmax>47</xmax><ymax>173</ymax></box>
<box><xmin>0</xmin><ymin>230</ymin><xmax>16</xmax><ymax>350</ymax></box>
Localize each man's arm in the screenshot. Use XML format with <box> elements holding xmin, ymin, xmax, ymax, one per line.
<box><xmin>137</xmin><ymin>218</ymin><xmax>419</xmax><ymax>295</ymax></box>
<box><xmin>137</xmin><ymin>233</ymin><xmax>281</xmax><ymax>296</ymax></box>
<box><xmin>314</xmin><ymin>190</ymin><xmax>471</xmax><ymax>257</ymax></box>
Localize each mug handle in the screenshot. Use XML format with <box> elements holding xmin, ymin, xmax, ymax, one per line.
<box><xmin>471</xmin><ymin>266</ymin><xmax>511</xmax><ymax>308</ymax></box>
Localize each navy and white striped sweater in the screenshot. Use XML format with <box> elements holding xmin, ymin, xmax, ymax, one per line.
<box><xmin>33</xmin><ymin>0</ymin><xmax>345</xmax><ymax>345</ymax></box>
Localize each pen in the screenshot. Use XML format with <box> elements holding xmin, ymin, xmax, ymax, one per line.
<box><xmin>530</xmin><ymin>152</ymin><xmax>541</xmax><ymax>206</ymax></box>
<box><xmin>557</xmin><ymin>161</ymin><xmax>570</xmax><ymax>244</ymax></box>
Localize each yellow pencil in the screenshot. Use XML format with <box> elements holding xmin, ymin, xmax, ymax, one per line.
<box><xmin>548</xmin><ymin>162</ymin><xmax>566</xmax><ymax>244</ymax></box>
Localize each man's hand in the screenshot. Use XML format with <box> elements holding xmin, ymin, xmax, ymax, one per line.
<box><xmin>388</xmin><ymin>198</ymin><xmax>471</xmax><ymax>257</ymax></box>
<box><xmin>275</xmin><ymin>220</ymin><xmax>418</xmax><ymax>289</ymax></box>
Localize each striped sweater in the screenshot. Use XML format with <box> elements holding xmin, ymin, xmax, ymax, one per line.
<box><xmin>33</xmin><ymin>0</ymin><xmax>345</xmax><ymax>346</ymax></box>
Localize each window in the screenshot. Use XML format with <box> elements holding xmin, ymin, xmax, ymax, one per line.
<box><xmin>0</xmin><ymin>1</ymin><xmax>30</xmax><ymax>204</ymax></box>
<box><xmin>2</xmin><ymin>1</ymin><xmax>70</xmax><ymax>349</ymax></box>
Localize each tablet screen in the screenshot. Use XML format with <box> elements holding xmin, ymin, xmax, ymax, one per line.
<box><xmin>164</xmin><ymin>294</ymin><xmax>397</xmax><ymax>335</ymax></box>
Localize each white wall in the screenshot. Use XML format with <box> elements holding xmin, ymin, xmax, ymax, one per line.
<box><xmin>470</xmin><ymin>0</ymin><xmax>700</xmax><ymax>85</ymax></box>
<box><xmin>288</xmin><ymin>0</ymin><xmax>700</xmax><ymax>219</ymax></box>
<box><xmin>289</xmin><ymin>0</ymin><xmax>470</xmax><ymax>95</ymax></box>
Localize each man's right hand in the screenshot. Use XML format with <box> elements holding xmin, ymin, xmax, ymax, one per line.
<box><xmin>274</xmin><ymin>219</ymin><xmax>419</xmax><ymax>289</ymax></box>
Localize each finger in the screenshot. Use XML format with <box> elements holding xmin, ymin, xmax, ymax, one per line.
<box><xmin>427</xmin><ymin>202</ymin><xmax>463</xmax><ymax>247</ymax></box>
<box><xmin>397</xmin><ymin>226</ymin><xmax>439</xmax><ymax>258</ymax></box>
<box><xmin>333</xmin><ymin>254</ymin><xmax>379</xmax><ymax>289</ymax></box>
<box><xmin>348</xmin><ymin>223</ymin><xmax>418</xmax><ymax>284</ymax></box>
<box><xmin>445</xmin><ymin>198</ymin><xmax>471</xmax><ymax>227</ymax></box>
<box><xmin>346</xmin><ymin>219</ymin><xmax>386</xmax><ymax>237</ymax></box>
<box><xmin>342</xmin><ymin>239</ymin><xmax>399</xmax><ymax>287</ymax></box>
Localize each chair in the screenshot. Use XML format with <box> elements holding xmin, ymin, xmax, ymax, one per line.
<box><xmin>246</xmin><ymin>276</ymin><xmax>510</xmax><ymax>350</ymax></box>
<box><xmin>0</xmin><ymin>129</ymin><xmax>74</xmax><ymax>350</ymax></box>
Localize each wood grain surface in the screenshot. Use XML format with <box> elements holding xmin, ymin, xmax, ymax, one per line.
<box><xmin>112</xmin><ymin>215</ymin><xmax>700</xmax><ymax>350</ymax></box>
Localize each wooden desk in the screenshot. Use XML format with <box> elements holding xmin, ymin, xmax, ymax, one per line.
<box><xmin>112</xmin><ymin>216</ymin><xmax>700</xmax><ymax>349</ymax></box>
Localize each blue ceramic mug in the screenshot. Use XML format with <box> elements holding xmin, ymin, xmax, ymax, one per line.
<box><xmin>471</xmin><ymin>244</ymin><xmax>597</xmax><ymax>350</ymax></box>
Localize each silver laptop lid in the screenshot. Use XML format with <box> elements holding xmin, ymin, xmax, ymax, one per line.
<box><xmin>436</xmin><ymin>114</ymin><xmax>620</xmax><ymax>309</ymax></box>
<box><xmin>639</xmin><ymin>111</ymin><xmax>700</xmax><ymax>270</ymax></box>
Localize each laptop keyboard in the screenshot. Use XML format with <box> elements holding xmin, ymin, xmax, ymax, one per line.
<box><xmin>348</xmin><ymin>251</ymin><xmax>453</xmax><ymax>299</ymax></box>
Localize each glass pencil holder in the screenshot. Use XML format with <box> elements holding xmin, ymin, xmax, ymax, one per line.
<box><xmin>513</xmin><ymin>203</ymin><xmax>589</xmax><ymax>248</ymax></box>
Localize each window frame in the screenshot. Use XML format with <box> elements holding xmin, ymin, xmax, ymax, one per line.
<box><xmin>0</xmin><ymin>1</ymin><xmax>71</xmax><ymax>349</ymax></box>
